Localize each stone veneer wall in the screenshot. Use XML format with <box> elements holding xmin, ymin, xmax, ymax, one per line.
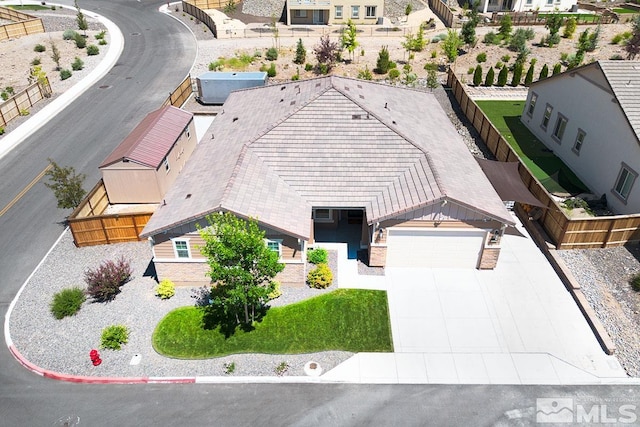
<box><xmin>368</xmin><ymin>244</ymin><xmax>387</xmax><ymax>267</ymax></box>
<box><xmin>155</xmin><ymin>261</ymin><xmax>210</xmax><ymax>286</ymax></box>
<box><xmin>276</xmin><ymin>263</ymin><xmax>305</xmax><ymax>286</ymax></box>
<box><xmin>478</xmin><ymin>246</ymin><xmax>500</xmax><ymax>269</ymax></box>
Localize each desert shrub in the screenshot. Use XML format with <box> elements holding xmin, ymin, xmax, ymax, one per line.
<box><xmin>307</xmin><ymin>248</ymin><xmax>328</xmax><ymax>264</ymax></box>
<box><xmin>209</xmin><ymin>59</ymin><xmax>224</xmax><ymax>71</ymax></box>
<box><xmin>71</xmin><ymin>57</ymin><xmax>84</xmax><ymax>71</ymax></box>
<box><xmin>430</xmin><ymin>50</ymin><xmax>437</xmax><ymax>58</ymax></box>
<box><xmin>375</xmin><ymin>45</ymin><xmax>390</xmax><ymax>74</ymax></box>
<box><xmin>553</xmin><ymin>63</ymin><xmax>562</xmax><ymax>75</ymax></box>
<box><xmin>60</xmin><ymin>69</ymin><xmax>72</xmax><ymax>80</ymax></box>
<box><xmin>388</xmin><ymin>68</ymin><xmax>400</xmax><ymax>80</ymax></box>
<box><xmin>224</xmin><ymin>361</ymin><xmax>236</xmax><ymax>374</ymax></box>
<box><xmin>610</xmin><ymin>54</ymin><xmax>624</xmax><ymax>60</ymax></box>
<box><xmin>631</xmin><ymin>273</ymin><xmax>640</xmax><ymax>292</ymax></box>
<box><xmin>467</xmin><ymin>67</ymin><xmax>475</xmax><ymax>74</ymax></box>
<box><xmin>304</xmin><ymin>63</ymin><xmax>313</xmax><ymax>71</ymax></box>
<box><xmin>74</xmin><ymin>33</ymin><xmax>86</xmax><ymax>49</ymax></box>
<box><xmin>501</xmin><ymin>54</ymin><xmax>511</xmax><ymax>63</ymax></box>
<box><xmin>155</xmin><ymin>278</ymin><xmax>175</xmax><ymax>299</ymax></box>
<box><xmin>291</xmin><ymin>68</ymin><xmax>300</xmax><ymax>80</ymax></box>
<box><xmin>483</xmin><ymin>31</ymin><xmax>500</xmax><ymax>45</ymax></box>
<box><xmin>476</xmin><ymin>52</ymin><xmax>487</xmax><ymax>63</ymax></box>
<box><xmin>497</xmin><ymin>65</ymin><xmax>508</xmax><ymax>87</ymax></box>
<box><xmin>473</xmin><ymin>64</ymin><xmax>483</xmax><ymax>86</ymax></box>
<box><xmin>423</xmin><ymin>62</ymin><xmax>437</xmax><ymax>71</ymax></box>
<box><xmin>494</xmin><ymin>61</ymin><xmax>503</xmax><ymax>69</ymax></box>
<box><xmin>98</xmin><ymin>39</ymin><xmax>107</xmax><ymax>46</ymax></box>
<box><xmin>265</xmin><ymin>47</ymin><xmax>278</xmax><ymax>61</ymax></box>
<box><xmin>560</xmin><ymin>52</ymin><xmax>569</xmax><ymax>62</ymax></box>
<box><xmin>307</xmin><ymin>263</ymin><xmax>333</xmax><ymax>289</ymax></box>
<box><xmin>63</xmin><ymin>29</ymin><xmax>79</xmax><ymax>40</ymax></box>
<box><xmin>31</xmin><ymin>57</ymin><xmax>41</xmax><ymax>66</ymax></box>
<box><xmin>357</xmin><ymin>66</ymin><xmax>373</xmax><ymax>80</ymax></box>
<box><xmin>101</xmin><ymin>325</ymin><xmax>129</xmax><ymax>350</ymax></box>
<box><xmin>95</xmin><ymin>30</ymin><xmax>106</xmax><ymax>40</ymax></box>
<box><xmin>275</xmin><ymin>361</ymin><xmax>289</xmax><ymax>376</ymax></box>
<box><xmin>86</xmin><ymin>45</ymin><xmax>100</xmax><ymax>56</ymax></box>
<box><xmin>267</xmin><ymin>62</ymin><xmax>276</xmax><ymax>77</ymax></box>
<box><xmin>34</xmin><ymin>44</ymin><xmax>46</xmax><ymax>52</ymax></box>
<box><xmin>85</xmin><ymin>257</ymin><xmax>132</xmax><ymax>302</ymax></box>
<box><xmin>484</xmin><ymin>66</ymin><xmax>495</xmax><ymax>86</ymax></box>
<box><xmin>50</xmin><ymin>287</ymin><xmax>86</xmax><ymax>319</ymax></box>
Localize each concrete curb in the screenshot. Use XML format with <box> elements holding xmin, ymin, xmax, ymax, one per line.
<box><xmin>514</xmin><ymin>206</ymin><xmax>617</xmax><ymax>356</ymax></box>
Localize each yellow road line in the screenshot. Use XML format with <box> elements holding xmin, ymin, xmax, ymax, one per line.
<box><xmin>0</xmin><ymin>164</ymin><xmax>53</xmax><ymax>218</ymax></box>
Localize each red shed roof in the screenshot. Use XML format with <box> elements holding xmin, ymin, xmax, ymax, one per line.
<box><xmin>100</xmin><ymin>106</ymin><xmax>193</xmax><ymax>169</ymax></box>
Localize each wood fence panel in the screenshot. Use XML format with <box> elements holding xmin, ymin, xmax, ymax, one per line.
<box><xmin>0</xmin><ymin>6</ymin><xmax>44</xmax><ymax>41</ymax></box>
<box><xmin>0</xmin><ymin>80</ymin><xmax>50</xmax><ymax>127</ymax></box>
<box><xmin>162</xmin><ymin>75</ymin><xmax>193</xmax><ymax>108</ymax></box>
<box><xmin>70</xmin><ymin>213</ymin><xmax>153</xmax><ymax>247</ymax></box>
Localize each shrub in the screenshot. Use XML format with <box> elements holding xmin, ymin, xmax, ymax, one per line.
<box><xmin>294</xmin><ymin>38</ymin><xmax>306</xmax><ymax>64</ymax></box>
<box><xmin>50</xmin><ymin>287</ymin><xmax>86</xmax><ymax>319</ymax></box>
<box><xmin>631</xmin><ymin>273</ymin><xmax>640</xmax><ymax>292</ymax></box>
<box><xmin>307</xmin><ymin>263</ymin><xmax>333</xmax><ymax>289</ymax></box>
<box><xmin>483</xmin><ymin>31</ymin><xmax>499</xmax><ymax>45</ymax></box>
<box><xmin>501</xmin><ymin>54</ymin><xmax>511</xmax><ymax>63</ymax></box>
<box><xmin>265</xmin><ymin>47</ymin><xmax>278</xmax><ymax>61</ymax></box>
<box><xmin>74</xmin><ymin>33</ymin><xmax>86</xmax><ymax>49</ymax></box>
<box><xmin>60</xmin><ymin>69</ymin><xmax>72</xmax><ymax>80</ymax></box>
<box><xmin>209</xmin><ymin>59</ymin><xmax>224</xmax><ymax>71</ymax></box>
<box><xmin>155</xmin><ymin>278</ymin><xmax>175</xmax><ymax>299</ymax></box>
<box><xmin>375</xmin><ymin>45</ymin><xmax>390</xmax><ymax>74</ymax></box>
<box><xmin>357</xmin><ymin>66</ymin><xmax>372</xmax><ymax>80</ymax></box>
<box><xmin>423</xmin><ymin>62</ymin><xmax>437</xmax><ymax>71</ymax></box>
<box><xmin>268</xmin><ymin>280</ymin><xmax>282</xmax><ymax>299</ymax></box>
<box><xmin>63</xmin><ymin>29</ymin><xmax>78</xmax><ymax>40</ymax></box>
<box><xmin>101</xmin><ymin>325</ymin><xmax>129</xmax><ymax>350</ymax></box>
<box><xmin>524</xmin><ymin>63</ymin><xmax>534</xmax><ymax>86</ymax></box>
<box><xmin>267</xmin><ymin>62</ymin><xmax>276</xmax><ymax>77</ymax></box>
<box><xmin>563</xmin><ymin>16</ymin><xmax>577</xmax><ymax>39</ymax></box>
<box><xmin>511</xmin><ymin>62</ymin><xmax>523</xmax><ymax>86</ymax></box>
<box><xmin>388</xmin><ymin>68</ymin><xmax>400</xmax><ymax>80</ymax></box>
<box><xmin>275</xmin><ymin>361</ymin><xmax>289</xmax><ymax>376</ymax></box>
<box><xmin>34</xmin><ymin>44</ymin><xmax>46</xmax><ymax>52</ymax></box>
<box><xmin>31</xmin><ymin>57</ymin><xmax>41</xmax><ymax>66</ymax></box>
<box><xmin>223</xmin><ymin>361</ymin><xmax>236</xmax><ymax>374</ymax></box>
<box><xmin>473</xmin><ymin>64</ymin><xmax>483</xmax><ymax>86</ymax></box>
<box><xmin>71</xmin><ymin>57</ymin><xmax>84</xmax><ymax>71</ymax></box>
<box><xmin>307</xmin><ymin>248</ymin><xmax>328</xmax><ymax>264</ymax></box>
<box><xmin>552</xmin><ymin>63</ymin><xmax>562</xmax><ymax>75</ymax></box>
<box><xmin>467</xmin><ymin>67</ymin><xmax>475</xmax><ymax>74</ymax></box>
<box><xmin>318</xmin><ymin>63</ymin><xmax>329</xmax><ymax>75</ymax></box>
<box><xmin>19</xmin><ymin>108</ymin><xmax>30</xmax><ymax>116</ymax></box>
<box><xmin>494</xmin><ymin>61</ymin><xmax>503</xmax><ymax>69</ymax></box>
<box><xmin>476</xmin><ymin>52</ymin><xmax>487</xmax><ymax>63</ymax></box>
<box><xmin>86</xmin><ymin>45</ymin><xmax>100</xmax><ymax>56</ymax></box>
<box><xmin>95</xmin><ymin>30</ymin><xmax>106</xmax><ymax>40</ymax></box>
<box><xmin>0</xmin><ymin>127</ymin><xmax>4</xmax><ymax>135</ymax></box>
<box><xmin>539</xmin><ymin>63</ymin><xmax>549</xmax><ymax>80</ymax></box>
<box><xmin>610</xmin><ymin>54</ymin><xmax>624</xmax><ymax>60</ymax></box>
<box><xmin>431</xmin><ymin>50</ymin><xmax>437</xmax><ymax>58</ymax></box>
<box><xmin>497</xmin><ymin>65</ymin><xmax>508</xmax><ymax>86</ymax></box>
<box><xmin>85</xmin><ymin>257</ymin><xmax>132</xmax><ymax>302</ymax></box>
<box><xmin>98</xmin><ymin>39</ymin><xmax>107</xmax><ymax>46</ymax></box>
<box><xmin>304</xmin><ymin>63</ymin><xmax>313</xmax><ymax>71</ymax></box>
<box><xmin>484</xmin><ymin>67</ymin><xmax>495</xmax><ymax>86</ymax></box>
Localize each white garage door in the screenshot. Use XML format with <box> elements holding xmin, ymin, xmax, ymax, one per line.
<box><xmin>386</xmin><ymin>229</ymin><xmax>486</xmax><ymax>269</ymax></box>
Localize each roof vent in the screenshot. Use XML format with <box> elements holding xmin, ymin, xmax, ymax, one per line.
<box><xmin>344</xmin><ymin>86</ymin><xmax>350</xmax><ymax>91</ymax></box>
<box><xmin>384</xmin><ymin>102</ymin><xmax>388</xmax><ymax>109</ymax></box>
<box><xmin>357</xmin><ymin>84</ymin><xmax>362</xmax><ymax>89</ymax></box>
<box><xmin>352</xmin><ymin>114</ymin><xmax>361</xmax><ymax>120</ymax></box>
<box><xmin>290</xmin><ymin>100</ymin><xmax>296</xmax><ymax>106</ymax></box>
<box><xmin>392</xmin><ymin>120</ymin><xmax>397</xmax><ymax>125</ymax></box>
<box><xmin>233</xmin><ymin>117</ymin><xmax>238</xmax><ymax>122</ymax></box>
<box><xmin>280</xmin><ymin>98</ymin><xmax>284</xmax><ymax>102</ymax></box>
<box><xmin>281</xmin><ymin>86</ymin><xmax>286</xmax><ymax>90</ymax></box>
<box><xmin>359</xmin><ymin>94</ymin><xmax>364</xmax><ymax>99</ymax></box>
<box><xmin>315</xmin><ymin>83</ymin><xmax>321</xmax><ymax>87</ymax></box>
<box><xmin>185</xmin><ymin>194</ymin><xmax>192</xmax><ymax>199</ymax></box>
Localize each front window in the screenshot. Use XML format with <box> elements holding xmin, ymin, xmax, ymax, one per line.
<box><xmin>265</xmin><ymin>239</ymin><xmax>282</xmax><ymax>257</ymax></box>
<box><xmin>294</xmin><ymin>10</ymin><xmax>307</xmax><ymax>18</ymax></box>
<box><xmin>573</xmin><ymin>129</ymin><xmax>586</xmax><ymax>154</ymax></box>
<box><xmin>541</xmin><ymin>105</ymin><xmax>552</xmax><ymax>130</ymax></box>
<box><xmin>552</xmin><ymin>114</ymin><xmax>567</xmax><ymax>142</ymax></box>
<box><xmin>365</xmin><ymin>5</ymin><xmax>376</xmax><ymax>18</ymax></box>
<box><xmin>526</xmin><ymin>0</ymin><xmax>532</xmax><ymax>4</ymax></box>
<box><xmin>613</xmin><ymin>165</ymin><xmax>637</xmax><ymax>201</ymax></box>
<box><xmin>351</xmin><ymin>5</ymin><xmax>359</xmax><ymax>18</ymax></box>
<box><xmin>173</xmin><ymin>239</ymin><xmax>190</xmax><ymax>258</ymax></box>
<box><xmin>335</xmin><ymin>5</ymin><xmax>343</xmax><ymax>18</ymax></box>
<box><xmin>527</xmin><ymin>92</ymin><xmax>537</xmax><ymax>117</ymax></box>
<box><xmin>313</xmin><ymin>208</ymin><xmax>332</xmax><ymax>222</ymax></box>
<box><xmin>546</xmin><ymin>0</ymin><xmax>552</xmax><ymax>5</ymax></box>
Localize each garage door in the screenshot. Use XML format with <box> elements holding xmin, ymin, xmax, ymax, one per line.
<box><xmin>386</xmin><ymin>229</ymin><xmax>486</xmax><ymax>268</ymax></box>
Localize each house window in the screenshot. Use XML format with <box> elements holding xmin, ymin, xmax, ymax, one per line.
<box><xmin>294</xmin><ymin>10</ymin><xmax>307</xmax><ymax>18</ymax></box>
<box><xmin>172</xmin><ymin>239</ymin><xmax>191</xmax><ymax>258</ymax></box>
<box><xmin>552</xmin><ymin>114</ymin><xmax>568</xmax><ymax>142</ymax></box>
<box><xmin>526</xmin><ymin>0</ymin><xmax>532</xmax><ymax>4</ymax></box>
<box><xmin>351</xmin><ymin>5</ymin><xmax>359</xmax><ymax>18</ymax></box>
<box><xmin>527</xmin><ymin>92</ymin><xmax>537</xmax><ymax>117</ymax></box>
<box><xmin>546</xmin><ymin>0</ymin><xmax>552</xmax><ymax>5</ymax></box>
<box><xmin>164</xmin><ymin>158</ymin><xmax>170</xmax><ymax>173</ymax></box>
<box><xmin>613</xmin><ymin>164</ymin><xmax>637</xmax><ymax>202</ymax></box>
<box><xmin>313</xmin><ymin>208</ymin><xmax>333</xmax><ymax>222</ymax></box>
<box><xmin>541</xmin><ymin>105</ymin><xmax>553</xmax><ymax>130</ymax></box>
<box><xmin>365</xmin><ymin>6</ymin><xmax>376</xmax><ymax>18</ymax></box>
<box><xmin>185</xmin><ymin>127</ymin><xmax>190</xmax><ymax>139</ymax></box>
<box><xmin>265</xmin><ymin>239</ymin><xmax>282</xmax><ymax>257</ymax></box>
<box><xmin>572</xmin><ymin>129</ymin><xmax>586</xmax><ymax>154</ymax></box>
<box><xmin>335</xmin><ymin>5</ymin><xmax>343</xmax><ymax>18</ymax></box>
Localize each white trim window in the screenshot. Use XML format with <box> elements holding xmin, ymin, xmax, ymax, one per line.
<box><xmin>335</xmin><ymin>5</ymin><xmax>343</xmax><ymax>19</ymax></box>
<box><xmin>365</xmin><ymin>5</ymin><xmax>376</xmax><ymax>18</ymax></box>
<box><xmin>164</xmin><ymin>158</ymin><xmax>170</xmax><ymax>173</ymax></box>
<box><xmin>265</xmin><ymin>238</ymin><xmax>283</xmax><ymax>258</ymax></box>
<box><xmin>613</xmin><ymin>164</ymin><xmax>637</xmax><ymax>202</ymax></box>
<box><xmin>185</xmin><ymin>127</ymin><xmax>190</xmax><ymax>139</ymax></box>
<box><xmin>313</xmin><ymin>208</ymin><xmax>333</xmax><ymax>222</ymax></box>
<box><xmin>572</xmin><ymin>129</ymin><xmax>586</xmax><ymax>154</ymax></box>
<box><xmin>526</xmin><ymin>0</ymin><xmax>533</xmax><ymax>5</ymax></box>
<box><xmin>172</xmin><ymin>238</ymin><xmax>191</xmax><ymax>259</ymax></box>
<box><xmin>527</xmin><ymin>92</ymin><xmax>537</xmax><ymax>117</ymax></box>
<box><xmin>541</xmin><ymin>104</ymin><xmax>553</xmax><ymax>130</ymax></box>
<box><xmin>552</xmin><ymin>114</ymin><xmax>568</xmax><ymax>142</ymax></box>
<box><xmin>351</xmin><ymin>5</ymin><xmax>359</xmax><ymax>18</ymax></box>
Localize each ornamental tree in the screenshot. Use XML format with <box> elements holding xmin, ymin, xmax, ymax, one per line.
<box><xmin>44</xmin><ymin>158</ymin><xmax>86</xmax><ymax>209</ymax></box>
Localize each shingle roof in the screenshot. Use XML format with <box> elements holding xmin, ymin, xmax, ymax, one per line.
<box><xmin>141</xmin><ymin>77</ymin><xmax>513</xmax><ymax>240</ymax></box>
<box><xmin>99</xmin><ymin>106</ymin><xmax>193</xmax><ymax>169</ymax></box>
<box><xmin>598</xmin><ymin>60</ymin><xmax>640</xmax><ymax>142</ymax></box>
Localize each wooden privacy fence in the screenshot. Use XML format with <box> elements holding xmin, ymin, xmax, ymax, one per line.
<box><xmin>0</xmin><ymin>79</ymin><xmax>51</xmax><ymax>128</ymax></box>
<box><xmin>447</xmin><ymin>70</ymin><xmax>640</xmax><ymax>249</ymax></box>
<box><xmin>69</xmin><ymin>180</ymin><xmax>155</xmax><ymax>247</ymax></box>
<box><xmin>183</xmin><ymin>0</ymin><xmax>218</xmax><ymax>38</ymax></box>
<box><xmin>487</xmin><ymin>10</ymin><xmax>616</xmax><ymax>26</ymax></box>
<box><xmin>0</xmin><ymin>6</ymin><xmax>45</xmax><ymax>40</ymax></box>
<box><xmin>427</xmin><ymin>0</ymin><xmax>455</xmax><ymax>28</ymax></box>
<box><xmin>162</xmin><ymin>74</ymin><xmax>193</xmax><ymax>108</ymax></box>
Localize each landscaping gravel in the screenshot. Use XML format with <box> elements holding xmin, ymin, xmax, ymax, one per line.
<box><xmin>9</xmin><ymin>231</ymin><xmax>352</xmax><ymax>378</ymax></box>
<box><xmin>557</xmin><ymin>246</ymin><xmax>640</xmax><ymax>377</ymax></box>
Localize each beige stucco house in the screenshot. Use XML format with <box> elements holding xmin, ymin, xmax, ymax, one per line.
<box><xmin>99</xmin><ymin>106</ymin><xmax>196</xmax><ymax>204</ymax></box>
<box><xmin>286</xmin><ymin>0</ymin><xmax>384</xmax><ymax>25</ymax></box>
<box><xmin>140</xmin><ymin>76</ymin><xmax>515</xmax><ymax>286</ymax></box>
<box><xmin>478</xmin><ymin>0</ymin><xmax>576</xmax><ymax>13</ymax></box>
<box><xmin>521</xmin><ymin>60</ymin><xmax>640</xmax><ymax>215</ymax></box>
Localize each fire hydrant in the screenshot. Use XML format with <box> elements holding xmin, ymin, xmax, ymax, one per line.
<box><xmin>89</xmin><ymin>349</ymin><xmax>102</xmax><ymax>366</ymax></box>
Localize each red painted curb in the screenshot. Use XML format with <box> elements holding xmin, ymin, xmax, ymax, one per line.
<box><xmin>9</xmin><ymin>345</ymin><xmax>195</xmax><ymax>384</ymax></box>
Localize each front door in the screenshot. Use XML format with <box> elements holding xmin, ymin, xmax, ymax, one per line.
<box><xmin>313</xmin><ymin>10</ymin><xmax>324</xmax><ymax>24</ymax></box>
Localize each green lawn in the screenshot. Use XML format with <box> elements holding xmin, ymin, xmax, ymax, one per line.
<box><xmin>8</xmin><ymin>5</ymin><xmax>52</xmax><ymax>10</ymax></box>
<box><xmin>476</xmin><ymin>100</ymin><xmax>588</xmax><ymax>195</ymax></box>
<box><xmin>153</xmin><ymin>289</ymin><xmax>393</xmax><ymax>359</ymax></box>
<box><xmin>613</xmin><ymin>7</ymin><xmax>639</xmax><ymax>14</ymax></box>
<box><xmin>537</xmin><ymin>13</ymin><xmax>600</xmax><ymax>22</ymax></box>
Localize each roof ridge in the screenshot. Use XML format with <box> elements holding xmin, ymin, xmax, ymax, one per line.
<box><xmin>597</xmin><ymin>60</ymin><xmax>640</xmax><ymax>143</ymax></box>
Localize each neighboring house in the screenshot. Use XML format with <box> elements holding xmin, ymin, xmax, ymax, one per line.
<box><xmin>99</xmin><ymin>106</ymin><xmax>196</xmax><ymax>204</ymax></box>
<box><xmin>521</xmin><ymin>60</ymin><xmax>640</xmax><ymax>215</ymax></box>
<box><xmin>140</xmin><ymin>76</ymin><xmax>515</xmax><ymax>286</ymax></box>
<box><xmin>286</xmin><ymin>0</ymin><xmax>384</xmax><ymax>25</ymax></box>
<box><xmin>478</xmin><ymin>0</ymin><xmax>576</xmax><ymax>13</ymax></box>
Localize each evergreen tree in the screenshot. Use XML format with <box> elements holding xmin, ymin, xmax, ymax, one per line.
<box><xmin>473</xmin><ymin>64</ymin><xmax>483</xmax><ymax>86</ymax></box>
<box><xmin>498</xmin><ymin>14</ymin><xmax>512</xmax><ymax>40</ymax></box>
<box><xmin>294</xmin><ymin>38</ymin><xmax>306</xmax><ymax>64</ymax></box>
<box><xmin>497</xmin><ymin>65</ymin><xmax>508</xmax><ymax>86</ymax></box>
<box><xmin>511</xmin><ymin>62</ymin><xmax>523</xmax><ymax>86</ymax></box>
<box><xmin>539</xmin><ymin>63</ymin><xmax>549</xmax><ymax>80</ymax></box>
<box><xmin>552</xmin><ymin>63</ymin><xmax>562</xmax><ymax>75</ymax></box>
<box><xmin>375</xmin><ymin>45</ymin><xmax>390</xmax><ymax>74</ymax></box>
<box><xmin>484</xmin><ymin>67</ymin><xmax>495</xmax><ymax>86</ymax></box>
<box><xmin>626</xmin><ymin>15</ymin><xmax>640</xmax><ymax>59</ymax></box>
<box><xmin>75</xmin><ymin>0</ymin><xmax>88</xmax><ymax>36</ymax></box>
<box><xmin>524</xmin><ymin>62</ymin><xmax>534</xmax><ymax>86</ymax></box>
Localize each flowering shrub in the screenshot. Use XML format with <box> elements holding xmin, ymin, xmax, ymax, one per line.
<box><xmin>85</xmin><ymin>257</ymin><xmax>132</xmax><ymax>302</ymax></box>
